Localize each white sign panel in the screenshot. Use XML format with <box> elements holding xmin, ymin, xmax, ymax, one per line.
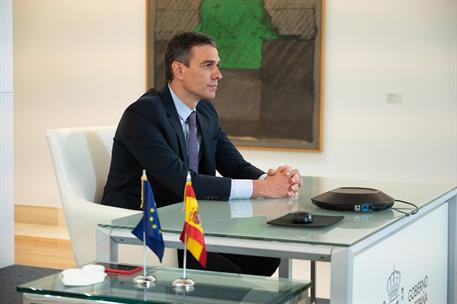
<box><xmin>352</xmin><ymin>204</ymin><xmax>448</xmax><ymax>304</ymax></box>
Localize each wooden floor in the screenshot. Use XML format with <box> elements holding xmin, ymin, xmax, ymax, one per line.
<box><xmin>14</xmin><ymin>223</ymin><xmax>75</xmax><ymax>269</ymax></box>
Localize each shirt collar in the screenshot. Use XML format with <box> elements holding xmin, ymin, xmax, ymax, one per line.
<box><xmin>168</xmin><ymin>85</ymin><xmax>196</xmax><ymax>121</ymax></box>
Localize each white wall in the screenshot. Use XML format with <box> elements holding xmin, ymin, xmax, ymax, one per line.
<box><xmin>14</xmin><ymin>0</ymin><xmax>146</xmax><ymax>206</ymax></box>
<box><xmin>242</xmin><ymin>0</ymin><xmax>457</xmax><ymax>186</ymax></box>
<box><xmin>1</xmin><ymin>0</ymin><xmax>14</xmax><ymax>267</ymax></box>
<box><xmin>14</xmin><ymin>1</ymin><xmax>456</xmax><ymax>208</ymax></box>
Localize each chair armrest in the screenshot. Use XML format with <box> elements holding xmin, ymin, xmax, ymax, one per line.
<box><xmin>62</xmin><ymin>199</ymin><xmax>140</xmax><ymax>266</ymax></box>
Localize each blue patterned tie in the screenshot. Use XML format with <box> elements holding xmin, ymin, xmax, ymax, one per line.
<box><xmin>187</xmin><ymin>111</ymin><xmax>198</xmax><ymax>173</ymax></box>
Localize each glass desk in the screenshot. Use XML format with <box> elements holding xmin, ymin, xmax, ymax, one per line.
<box><xmin>96</xmin><ymin>176</ymin><xmax>457</xmax><ymax>303</ymax></box>
<box><xmin>18</xmin><ymin>265</ymin><xmax>310</xmax><ymax>304</ymax></box>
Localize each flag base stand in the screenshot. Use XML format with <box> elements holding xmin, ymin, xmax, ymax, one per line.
<box><xmin>133</xmin><ymin>275</ymin><xmax>156</xmax><ymax>288</ymax></box>
<box><xmin>171</xmin><ymin>278</ymin><xmax>195</xmax><ymax>291</ymax></box>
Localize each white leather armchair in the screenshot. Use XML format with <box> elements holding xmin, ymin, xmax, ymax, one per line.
<box><xmin>46</xmin><ymin>126</ymin><xmax>177</xmax><ymax>267</ymax></box>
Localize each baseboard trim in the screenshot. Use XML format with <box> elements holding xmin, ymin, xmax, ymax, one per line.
<box><xmin>15</xmin><ymin>235</ymin><xmax>75</xmax><ymax>269</ymax></box>
<box><xmin>15</xmin><ymin>204</ymin><xmax>66</xmax><ymax>226</ymax></box>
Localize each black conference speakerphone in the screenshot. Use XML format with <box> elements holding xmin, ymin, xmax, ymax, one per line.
<box><xmin>311</xmin><ymin>187</ymin><xmax>395</xmax><ymax>212</ymax></box>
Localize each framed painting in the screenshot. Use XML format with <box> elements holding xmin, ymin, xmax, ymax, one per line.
<box><xmin>147</xmin><ymin>0</ymin><xmax>324</xmax><ymax>150</ymax></box>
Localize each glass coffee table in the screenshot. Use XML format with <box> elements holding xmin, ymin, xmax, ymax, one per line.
<box><xmin>17</xmin><ymin>265</ymin><xmax>311</xmax><ymax>304</ymax></box>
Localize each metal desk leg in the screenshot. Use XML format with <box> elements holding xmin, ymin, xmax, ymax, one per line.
<box><xmin>96</xmin><ymin>226</ymin><xmax>118</xmax><ymax>263</ymax></box>
<box><xmin>330</xmin><ymin>247</ymin><xmax>352</xmax><ymax>304</ymax></box>
<box><xmin>311</xmin><ymin>261</ymin><xmax>316</xmax><ymax>303</ymax></box>
<box><xmin>279</xmin><ymin>259</ymin><xmax>318</xmax><ymax>303</ymax></box>
<box><xmin>447</xmin><ymin>194</ymin><xmax>457</xmax><ymax>304</ymax></box>
<box><xmin>279</xmin><ymin>258</ymin><xmax>292</xmax><ymax>279</ymax></box>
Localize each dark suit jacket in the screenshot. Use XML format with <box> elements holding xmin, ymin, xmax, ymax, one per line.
<box><xmin>101</xmin><ymin>85</ymin><xmax>264</xmax><ymax>210</ymax></box>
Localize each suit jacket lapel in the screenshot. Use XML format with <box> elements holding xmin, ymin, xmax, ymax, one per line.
<box><xmin>158</xmin><ymin>85</ymin><xmax>188</xmax><ymax>163</ymax></box>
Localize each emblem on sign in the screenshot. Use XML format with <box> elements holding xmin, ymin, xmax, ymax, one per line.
<box><xmin>383</xmin><ymin>267</ymin><xmax>405</xmax><ymax>304</ymax></box>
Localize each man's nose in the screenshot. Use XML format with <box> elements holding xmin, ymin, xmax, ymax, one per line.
<box><xmin>212</xmin><ymin>66</ymin><xmax>222</xmax><ymax>80</ymax></box>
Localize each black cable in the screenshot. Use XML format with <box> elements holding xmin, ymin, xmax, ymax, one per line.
<box><xmin>391</xmin><ymin>208</ymin><xmax>410</xmax><ymax>216</ymax></box>
<box><xmin>393</xmin><ymin>199</ymin><xmax>419</xmax><ymax>216</ymax></box>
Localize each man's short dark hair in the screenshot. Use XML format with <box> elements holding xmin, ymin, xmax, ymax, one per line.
<box><xmin>165</xmin><ymin>32</ymin><xmax>217</xmax><ymax>82</ymax></box>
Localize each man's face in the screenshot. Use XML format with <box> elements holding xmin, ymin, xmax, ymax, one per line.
<box><xmin>179</xmin><ymin>45</ymin><xmax>222</xmax><ymax>102</ymax></box>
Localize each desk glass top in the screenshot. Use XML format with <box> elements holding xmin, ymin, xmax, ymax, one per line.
<box><xmin>18</xmin><ymin>266</ymin><xmax>310</xmax><ymax>304</ymax></box>
<box><xmin>100</xmin><ymin>176</ymin><xmax>456</xmax><ymax>247</ymax></box>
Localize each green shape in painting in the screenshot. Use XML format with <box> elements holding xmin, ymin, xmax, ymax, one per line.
<box><xmin>195</xmin><ymin>0</ymin><xmax>278</xmax><ymax>69</ymax></box>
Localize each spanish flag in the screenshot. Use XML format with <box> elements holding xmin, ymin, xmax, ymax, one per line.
<box><xmin>179</xmin><ymin>177</ymin><xmax>207</xmax><ymax>268</ymax></box>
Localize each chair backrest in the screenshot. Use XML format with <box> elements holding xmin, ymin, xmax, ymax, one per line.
<box><xmin>47</xmin><ymin>126</ymin><xmax>177</xmax><ymax>267</ymax></box>
<box><xmin>46</xmin><ymin>126</ymin><xmax>138</xmax><ymax>265</ymax></box>
<box><xmin>47</xmin><ymin>126</ymin><xmax>115</xmax><ymax>205</ymax></box>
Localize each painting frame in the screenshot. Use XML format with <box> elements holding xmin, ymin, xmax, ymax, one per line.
<box><xmin>147</xmin><ymin>0</ymin><xmax>324</xmax><ymax>151</ymax></box>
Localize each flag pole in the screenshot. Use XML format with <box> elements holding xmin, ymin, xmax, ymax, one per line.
<box><xmin>143</xmin><ymin>231</ymin><xmax>147</xmax><ymax>277</ymax></box>
<box><xmin>183</xmin><ymin>232</ymin><xmax>187</xmax><ymax>279</ymax></box>
<box><xmin>133</xmin><ymin>169</ymin><xmax>156</xmax><ymax>288</ymax></box>
<box><xmin>172</xmin><ymin>171</ymin><xmax>195</xmax><ymax>291</ymax></box>
<box><xmin>141</xmin><ymin>170</ymin><xmax>147</xmax><ymax>277</ymax></box>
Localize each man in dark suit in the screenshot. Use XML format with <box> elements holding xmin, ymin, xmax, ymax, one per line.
<box><xmin>102</xmin><ymin>32</ymin><xmax>303</xmax><ymax>276</ymax></box>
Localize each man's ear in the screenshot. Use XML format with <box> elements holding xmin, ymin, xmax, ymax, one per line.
<box><xmin>171</xmin><ymin>61</ymin><xmax>184</xmax><ymax>80</ymax></box>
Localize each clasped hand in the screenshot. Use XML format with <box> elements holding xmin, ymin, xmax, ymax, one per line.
<box><xmin>252</xmin><ymin>165</ymin><xmax>303</xmax><ymax>198</ymax></box>
<box><xmin>267</xmin><ymin>165</ymin><xmax>303</xmax><ymax>197</ymax></box>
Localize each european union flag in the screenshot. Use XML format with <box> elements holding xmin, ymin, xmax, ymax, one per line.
<box><xmin>132</xmin><ymin>174</ymin><xmax>164</xmax><ymax>262</ymax></box>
